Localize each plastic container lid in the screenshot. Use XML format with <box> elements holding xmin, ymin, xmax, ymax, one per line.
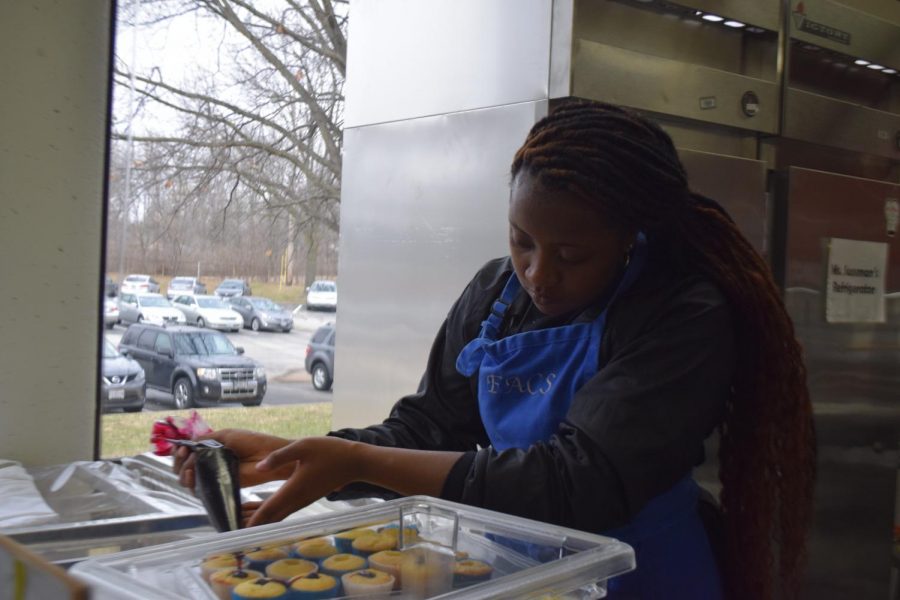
<box><xmin>71</xmin><ymin>496</ymin><xmax>634</xmax><ymax>600</ymax></box>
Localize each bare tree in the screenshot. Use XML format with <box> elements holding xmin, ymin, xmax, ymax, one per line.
<box><xmin>112</xmin><ymin>0</ymin><xmax>346</xmax><ymax>285</ymax></box>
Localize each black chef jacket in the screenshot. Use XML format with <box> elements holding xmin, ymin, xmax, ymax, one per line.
<box><xmin>329</xmin><ymin>253</ymin><xmax>735</xmax><ymax>534</ymax></box>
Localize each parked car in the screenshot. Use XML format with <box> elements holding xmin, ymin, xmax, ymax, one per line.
<box><xmin>105</xmin><ymin>276</ymin><xmax>118</xmax><ymax>298</ymax></box>
<box><xmin>118</xmin><ymin>324</ymin><xmax>266</xmax><ymax>408</ymax></box>
<box><xmin>215</xmin><ymin>279</ymin><xmax>252</xmax><ymax>298</ymax></box>
<box><xmin>120</xmin><ymin>274</ymin><xmax>161</xmax><ymax>294</ymax></box>
<box><xmin>166</xmin><ymin>276</ymin><xmax>207</xmax><ymax>299</ymax></box>
<box><xmin>306</xmin><ymin>280</ymin><xmax>337</xmax><ymax>311</ymax></box>
<box><xmin>118</xmin><ymin>293</ymin><xmax>187</xmax><ymax>327</ymax></box>
<box><xmin>101</xmin><ymin>338</ymin><xmax>145</xmax><ymax>413</ymax></box>
<box><xmin>305</xmin><ymin>323</ymin><xmax>334</xmax><ymax>391</ymax></box>
<box><xmin>103</xmin><ymin>296</ymin><xmax>119</xmax><ymax>329</ymax></box>
<box><xmin>228</xmin><ymin>296</ymin><xmax>293</xmax><ymax>332</ymax></box>
<box><xmin>172</xmin><ymin>295</ymin><xmax>242</xmax><ymax>332</ymax></box>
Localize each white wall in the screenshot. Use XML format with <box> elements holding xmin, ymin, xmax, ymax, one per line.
<box><xmin>0</xmin><ymin>1</ymin><xmax>112</xmax><ymax>465</ymax></box>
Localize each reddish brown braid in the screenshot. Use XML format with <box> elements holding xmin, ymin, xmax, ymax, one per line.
<box><xmin>512</xmin><ymin>100</ymin><xmax>815</xmax><ymax>599</ymax></box>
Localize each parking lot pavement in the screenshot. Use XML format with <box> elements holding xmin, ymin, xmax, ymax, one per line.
<box><xmin>138</xmin><ymin>379</ymin><xmax>329</xmax><ymax>411</ymax></box>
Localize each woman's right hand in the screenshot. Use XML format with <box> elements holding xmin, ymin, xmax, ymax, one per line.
<box><xmin>173</xmin><ymin>428</ymin><xmax>294</xmax><ymax>490</ymax></box>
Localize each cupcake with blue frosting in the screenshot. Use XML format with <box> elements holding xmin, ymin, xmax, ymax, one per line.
<box><xmin>292</xmin><ymin>538</ymin><xmax>338</xmax><ymax>564</ymax></box>
<box><xmin>265</xmin><ymin>558</ymin><xmax>317</xmax><ymax>581</ymax></box>
<box><xmin>231</xmin><ymin>577</ymin><xmax>289</xmax><ymax>599</ymax></box>
<box><xmin>244</xmin><ymin>547</ymin><xmax>289</xmax><ymax>573</ymax></box>
<box><xmin>320</xmin><ymin>553</ymin><xmax>367</xmax><ymax>580</ymax></box>
<box><xmin>209</xmin><ymin>567</ymin><xmax>263</xmax><ymax>600</ymax></box>
<box><xmin>333</xmin><ymin>528</ymin><xmax>376</xmax><ymax>553</ymax></box>
<box><xmin>453</xmin><ymin>559</ymin><xmax>494</xmax><ymax>587</ymax></box>
<box><xmin>341</xmin><ymin>569</ymin><xmax>395</xmax><ymax>598</ymax></box>
<box><xmin>351</xmin><ymin>532</ymin><xmax>396</xmax><ymax>557</ymax></box>
<box><xmin>288</xmin><ymin>572</ymin><xmax>340</xmax><ymax>599</ymax></box>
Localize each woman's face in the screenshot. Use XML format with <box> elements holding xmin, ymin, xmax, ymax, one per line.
<box><xmin>508</xmin><ymin>171</ymin><xmax>634</xmax><ymax>317</ymax></box>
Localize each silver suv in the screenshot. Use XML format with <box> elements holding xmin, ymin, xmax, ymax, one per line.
<box><xmin>305</xmin><ymin>323</ymin><xmax>334</xmax><ymax>391</ymax></box>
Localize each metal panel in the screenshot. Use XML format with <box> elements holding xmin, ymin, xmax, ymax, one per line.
<box><xmin>782</xmin><ymin>167</ymin><xmax>900</xmax><ymax>599</ymax></box>
<box><xmin>549</xmin><ymin>0</ymin><xmax>575</xmax><ymax>99</ymax></box>
<box><xmin>343</xmin><ymin>0</ymin><xmax>552</xmax><ymax>128</ymax></box>
<box><xmin>661</xmin><ymin>118</ymin><xmax>760</xmax><ymax>159</ymax></box>
<box><xmin>788</xmin><ymin>0</ymin><xmax>900</xmax><ymax>69</ymax></box>
<box><xmin>783</xmin><ymin>87</ymin><xmax>900</xmax><ymax>159</ymax></box>
<box><xmin>669</xmin><ymin>0</ymin><xmax>781</xmax><ymax>31</ymax></box>
<box><xmin>571</xmin><ymin>39</ymin><xmax>779</xmax><ymax>133</ymax></box>
<box><xmin>333</xmin><ymin>101</ymin><xmax>548</xmax><ymax>430</ymax></box>
<box><xmin>835</xmin><ymin>0</ymin><xmax>900</xmax><ymax>25</ymax></box>
<box><xmin>679</xmin><ymin>149</ymin><xmax>769</xmax><ymax>254</ymax></box>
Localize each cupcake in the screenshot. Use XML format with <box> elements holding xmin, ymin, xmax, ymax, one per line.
<box><xmin>231</xmin><ymin>577</ymin><xmax>289</xmax><ymax>599</ymax></box>
<box><xmin>265</xmin><ymin>557</ymin><xmax>317</xmax><ymax>581</ymax></box>
<box><xmin>341</xmin><ymin>569</ymin><xmax>395</xmax><ymax>598</ymax></box>
<box><xmin>292</xmin><ymin>538</ymin><xmax>338</xmax><ymax>564</ymax></box>
<box><xmin>367</xmin><ymin>550</ymin><xmax>405</xmax><ymax>588</ymax></box>
<box><xmin>208</xmin><ymin>568</ymin><xmax>263</xmax><ymax>600</ymax></box>
<box><xmin>288</xmin><ymin>572</ymin><xmax>340</xmax><ymax>599</ymax></box>
<box><xmin>333</xmin><ymin>528</ymin><xmax>377</xmax><ymax>553</ymax></box>
<box><xmin>320</xmin><ymin>553</ymin><xmax>367</xmax><ymax>579</ymax></box>
<box><xmin>201</xmin><ymin>554</ymin><xmax>241</xmax><ymax>582</ymax></box>
<box><xmin>400</xmin><ymin>546</ymin><xmax>454</xmax><ymax>597</ymax></box>
<box><xmin>244</xmin><ymin>547</ymin><xmax>289</xmax><ymax>572</ymax></box>
<box><xmin>351</xmin><ymin>532</ymin><xmax>396</xmax><ymax>557</ymax></box>
<box><xmin>453</xmin><ymin>559</ymin><xmax>494</xmax><ymax>586</ymax></box>
<box><xmin>378</xmin><ymin>525</ymin><xmax>419</xmax><ymax>546</ymax></box>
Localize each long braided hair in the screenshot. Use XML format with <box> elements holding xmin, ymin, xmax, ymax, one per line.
<box><xmin>511</xmin><ymin>100</ymin><xmax>816</xmax><ymax>599</ymax></box>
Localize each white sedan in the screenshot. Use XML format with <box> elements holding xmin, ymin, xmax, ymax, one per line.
<box><xmin>172</xmin><ymin>295</ymin><xmax>242</xmax><ymax>332</ymax></box>
<box><xmin>118</xmin><ymin>293</ymin><xmax>186</xmax><ymax>326</ymax></box>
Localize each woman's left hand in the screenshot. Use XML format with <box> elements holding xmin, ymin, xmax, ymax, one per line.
<box><xmin>244</xmin><ymin>436</ymin><xmax>363</xmax><ymax>527</ymax></box>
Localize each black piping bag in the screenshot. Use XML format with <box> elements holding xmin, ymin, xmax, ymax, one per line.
<box><xmin>169</xmin><ymin>438</ymin><xmax>242</xmax><ymax>532</ymax></box>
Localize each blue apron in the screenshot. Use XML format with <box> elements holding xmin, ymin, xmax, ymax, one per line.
<box><xmin>456</xmin><ymin>237</ymin><xmax>721</xmax><ymax>599</ymax></box>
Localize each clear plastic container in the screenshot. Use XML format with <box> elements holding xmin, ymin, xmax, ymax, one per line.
<box><xmin>71</xmin><ymin>496</ymin><xmax>634</xmax><ymax>599</ymax></box>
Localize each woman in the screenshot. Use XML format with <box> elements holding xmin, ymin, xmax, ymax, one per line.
<box><xmin>176</xmin><ymin>101</ymin><xmax>815</xmax><ymax>599</ymax></box>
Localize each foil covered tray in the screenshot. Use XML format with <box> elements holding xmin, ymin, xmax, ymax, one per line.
<box><xmin>2</xmin><ymin>454</ymin><xmax>376</xmax><ymax>568</ymax></box>
<box><xmin>2</xmin><ymin>456</ymin><xmax>214</xmax><ymax>567</ymax></box>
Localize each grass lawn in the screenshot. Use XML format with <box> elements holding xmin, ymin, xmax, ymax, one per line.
<box><xmin>101</xmin><ymin>403</ymin><xmax>333</xmax><ymax>459</ymax></box>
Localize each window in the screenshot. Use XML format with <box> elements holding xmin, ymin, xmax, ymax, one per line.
<box><xmin>121</xmin><ymin>327</ymin><xmax>139</xmax><ymax>346</ymax></box>
<box><xmin>174</xmin><ymin>332</ymin><xmax>237</xmax><ymax>356</ymax></box>
<box><xmin>250</xmin><ymin>298</ymin><xmax>279</xmax><ymax>310</ymax></box>
<box><xmin>99</xmin><ymin>2</ymin><xmax>344</xmax><ymax>459</ymax></box>
<box><xmin>198</xmin><ymin>297</ymin><xmax>228</xmax><ymax>309</ymax></box>
<box><xmin>312</xmin><ymin>327</ymin><xmax>332</xmax><ymax>344</ymax></box>
<box><xmin>140</xmin><ymin>296</ymin><xmax>169</xmax><ymax>307</ymax></box>
<box><xmin>155</xmin><ymin>333</ymin><xmax>172</xmax><ymax>355</ymax></box>
<box><xmin>137</xmin><ymin>329</ymin><xmax>158</xmax><ymax>350</ymax></box>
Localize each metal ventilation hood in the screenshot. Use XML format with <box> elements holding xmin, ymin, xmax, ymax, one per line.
<box><xmin>552</xmin><ymin>0</ymin><xmax>782</xmax><ymax>134</ymax></box>
<box><xmin>783</xmin><ymin>0</ymin><xmax>900</xmax><ymax>159</ymax></box>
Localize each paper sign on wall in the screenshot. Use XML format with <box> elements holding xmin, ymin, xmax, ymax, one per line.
<box><xmin>825</xmin><ymin>237</ymin><xmax>888</xmax><ymax>323</ymax></box>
